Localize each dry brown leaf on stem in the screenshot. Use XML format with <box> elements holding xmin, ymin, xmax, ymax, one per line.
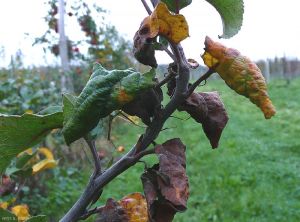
<box><xmin>178</xmin><ymin>92</ymin><xmax>229</xmax><ymax>149</ymax></box>
<box><xmin>133</xmin><ymin>2</ymin><xmax>189</xmax><ymax>66</ymax></box>
<box><xmin>141</xmin><ymin>138</ymin><xmax>189</xmax><ymax>222</ymax></box>
<box><xmin>96</xmin><ymin>193</ymin><xmax>148</xmax><ymax>222</ymax></box>
<box><xmin>202</xmin><ymin>36</ymin><xmax>276</xmax><ymax>119</ymax></box>
<box><xmin>122</xmin><ymin>87</ymin><xmax>163</xmax><ymax>125</ymax></box>
<box><xmin>96</xmin><ymin>198</ymin><xmax>129</xmax><ymax>222</ymax></box>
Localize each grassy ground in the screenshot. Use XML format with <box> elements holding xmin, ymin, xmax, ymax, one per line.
<box><xmin>95</xmin><ymin>77</ymin><xmax>300</xmax><ymax>222</ymax></box>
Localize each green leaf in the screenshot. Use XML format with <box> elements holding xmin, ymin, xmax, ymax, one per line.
<box><xmin>62</xmin><ymin>64</ymin><xmax>156</xmax><ymax>145</ymax></box>
<box><xmin>26</xmin><ymin>215</ymin><xmax>47</xmax><ymax>222</ymax></box>
<box><xmin>0</xmin><ymin>208</ymin><xmax>18</xmax><ymax>220</ymax></box>
<box><xmin>37</xmin><ymin>106</ymin><xmax>62</xmax><ymax>115</ymax></box>
<box><xmin>205</xmin><ymin>0</ymin><xmax>244</xmax><ymax>38</ymax></box>
<box><xmin>0</xmin><ymin>112</ymin><xmax>63</xmax><ymax>174</ymax></box>
<box><xmin>161</xmin><ymin>0</ymin><xmax>192</xmax><ymax>12</ymax></box>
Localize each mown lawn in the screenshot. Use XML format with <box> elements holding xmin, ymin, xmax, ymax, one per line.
<box><xmin>95</xmin><ymin>77</ymin><xmax>300</xmax><ymax>222</ymax></box>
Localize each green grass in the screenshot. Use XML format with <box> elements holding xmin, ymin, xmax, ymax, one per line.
<box><xmin>96</xmin><ymin>77</ymin><xmax>300</xmax><ymax>222</ymax></box>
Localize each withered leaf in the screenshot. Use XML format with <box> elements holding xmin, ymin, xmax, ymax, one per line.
<box><xmin>118</xmin><ymin>193</ymin><xmax>149</xmax><ymax>222</ymax></box>
<box><xmin>155</xmin><ymin>139</ymin><xmax>189</xmax><ymax>211</ymax></box>
<box><xmin>122</xmin><ymin>87</ymin><xmax>163</xmax><ymax>125</ymax></box>
<box><xmin>133</xmin><ymin>28</ymin><xmax>157</xmax><ymax>68</ymax></box>
<box><xmin>202</xmin><ymin>36</ymin><xmax>276</xmax><ymax>119</ymax></box>
<box><xmin>141</xmin><ymin>138</ymin><xmax>189</xmax><ymax>222</ymax></box>
<box><xmin>141</xmin><ymin>165</ymin><xmax>177</xmax><ymax>222</ymax></box>
<box><xmin>96</xmin><ymin>198</ymin><xmax>129</xmax><ymax>222</ymax></box>
<box><xmin>179</xmin><ymin>92</ymin><xmax>229</xmax><ymax>149</ymax></box>
<box><xmin>136</xmin><ymin>3</ymin><xmax>189</xmax><ymax>44</ymax></box>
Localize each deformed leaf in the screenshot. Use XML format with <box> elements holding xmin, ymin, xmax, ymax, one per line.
<box><xmin>96</xmin><ymin>198</ymin><xmax>129</xmax><ymax>222</ymax></box>
<box><xmin>118</xmin><ymin>193</ymin><xmax>148</xmax><ymax>222</ymax></box>
<box><xmin>202</xmin><ymin>36</ymin><xmax>276</xmax><ymax>119</ymax></box>
<box><xmin>133</xmin><ymin>31</ymin><xmax>157</xmax><ymax>67</ymax></box>
<box><xmin>155</xmin><ymin>139</ymin><xmax>189</xmax><ymax>211</ymax></box>
<box><xmin>122</xmin><ymin>87</ymin><xmax>163</xmax><ymax>125</ymax></box>
<box><xmin>205</xmin><ymin>0</ymin><xmax>244</xmax><ymax>38</ymax></box>
<box><xmin>32</xmin><ymin>147</ymin><xmax>57</xmax><ymax>175</ymax></box>
<box><xmin>152</xmin><ymin>2</ymin><xmax>189</xmax><ymax>43</ymax></box>
<box><xmin>161</xmin><ymin>0</ymin><xmax>192</xmax><ymax>13</ymax></box>
<box><xmin>179</xmin><ymin>91</ymin><xmax>229</xmax><ymax>148</ymax></box>
<box><xmin>62</xmin><ymin>64</ymin><xmax>156</xmax><ymax>144</ymax></box>
<box><xmin>136</xmin><ymin>2</ymin><xmax>189</xmax><ymax>45</ymax></box>
<box><xmin>0</xmin><ymin>112</ymin><xmax>63</xmax><ymax>174</ymax></box>
<box><xmin>141</xmin><ymin>165</ymin><xmax>177</xmax><ymax>222</ymax></box>
<box><xmin>141</xmin><ymin>138</ymin><xmax>189</xmax><ymax>222</ymax></box>
<box><xmin>11</xmin><ymin>204</ymin><xmax>30</xmax><ymax>221</ymax></box>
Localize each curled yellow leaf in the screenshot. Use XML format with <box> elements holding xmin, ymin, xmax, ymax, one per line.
<box><xmin>118</xmin><ymin>192</ymin><xmax>148</xmax><ymax>222</ymax></box>
<box><xmin>37</xmin><ymin>147</ymin><xmax>54</xmax><ymax>160</ymax></box>
<box><xmin>11</xmin><ymin>204</ymin><xmax>30</xmax><ymax>221</ymax></box>
<box><xmin>32</xmin><ymin>147</ymin><xmax>57</xmax><ymax>175</ymax></box>
<box><xmin>32</xmin><ymin>159</ymin><xmax>57</xmax><ymax>175</ymax></box>
<box><xmin>202</xmin><ymin>36</ymin><xmax>276</xmax><ymax>119</ymax></box>
<box><xmin>137</xmin><ymin>2</ymin><xmax>189</xmax><ymax>44</ymax></box>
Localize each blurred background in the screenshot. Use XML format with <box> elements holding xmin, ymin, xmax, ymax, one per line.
<box><xmin>0</xmin><ymin>0</ymin><xmax>299</xmax><ymax>221</ymax></box>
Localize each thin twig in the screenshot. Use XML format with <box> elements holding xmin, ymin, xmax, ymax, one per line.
<box><xmin>141</xmin><ymin>0</ymin><xmax>152</xmax><ymax>15</ymax></box>
<box><xmin>155</xmin><ymin>72</ymin><xmax>175</xmax><ymax>89</ymax></box>
<box><xmin>134</xmin><ymin>147</ymin><xmax>156</xmax><ymax>160</ymax></box>
<box><xmin>79</xmin><ymin>206</ymin><xmax>103</xmax><ymax>220</ymax></box>
<box><xmin>185</xmin><ymin>68</ymin><xmax>215</xmax><ymax>97</ymax></box>
<box><xmin>84</xmin><ymin>137</ymin><xmax>102</xmax><ymax>176</ymax></box>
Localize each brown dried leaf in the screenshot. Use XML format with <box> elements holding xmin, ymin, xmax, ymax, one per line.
<box><xmin>179</xmin><ymin>92</ymin><xmax>229</xmax><ymax>148</ymax></box>
<box><xmin>141</xmin><ymin>165</ymin><xmax>177</xmax><ymax>222</ymax></box>
<box><xmin>122</xmin><ymin>88</ymin><xmax>163</xmax><ymax>125</ymax></box>
<box><xmin>133</xmin><ymin>28</ymin><xmax>157</xmax><ymax>67</ymax></box>
<box><xmin>155</xmin><ymin>139</ymin><xmax>189</xmax><ymax>211</ymax></box>
<box><xmin>96</xmin><ymin>198</ymin><xmax>129</xmax><ymax>222</ymax></box>
<box><xmin>141</xmin><ymin>139</ymin><xmax>189</xmax><ymax>222</ymax></box>
<box><xmin>202</xmin><ymin>36</ymin><xmax>276</xmax><ymax>119</ymax></box>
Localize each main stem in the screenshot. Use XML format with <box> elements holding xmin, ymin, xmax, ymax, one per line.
<box><xmin>60</xmin><ymin>3</ymin><xmax>190</xmax><ymax>222</ymax></box>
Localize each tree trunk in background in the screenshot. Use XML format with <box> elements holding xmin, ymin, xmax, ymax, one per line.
<box><xmin>58</xmin><ymin>0</ymin><xmax>74</xmax><ymax>93</ymax></box>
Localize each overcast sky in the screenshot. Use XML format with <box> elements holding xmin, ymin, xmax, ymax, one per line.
<box><xmin>0</xmin><ymin>0</ymin><xmax>299</xmax><ymax>67</ymax></box>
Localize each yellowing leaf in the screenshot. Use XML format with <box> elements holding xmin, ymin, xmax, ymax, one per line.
<box><xmin>137</xmin><ymin>2</ymin><xmax>189</xmax><ymax>44</ymax></box>
<box><xmin>32</xmin><ymin>159</ymin><xmax>57</xmax><ymax>175</ymax></box>
<box><xmin>202</xmin><ymin>36</ymin><xmax>276</xmax><ymax>119</ymax></box>
<box><xmin>32</xmin><ymin>147</ymin><xmax>57</xmax><ymax>175</ymax></box>
<box><xmin>37</xmin><ymin>147</ymin><xmax>54</xmax><ymax>160</ymax></box>
<box><xmin>11</xmin><ymin>204</ymin><xmax>30</xmax><ymax>221</ymax></box>
<box><xmin>118</xmin><ymin>192</ymin><xmax>148</xmax><ymax>222</ymax></box>
<box><xmin>0</xmin><ymin>202</ymin><xmax>8</xmax><ymax>209</ymax></box>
